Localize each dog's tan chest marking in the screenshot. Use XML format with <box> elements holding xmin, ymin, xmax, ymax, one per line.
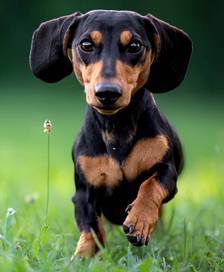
<box><xmin>122</xmin><ymin>135</ymin><xmax>169</xmax><ymax>181</ymax></box>
<box><xmin>79</xmin><ymin>155</ymin><xmax>123</xmax><ymax>187</ymax></box>
<box><xmin>79</xmin><ymin>135</ymin><xmax>168</xmax><ymax>186</ymax></box>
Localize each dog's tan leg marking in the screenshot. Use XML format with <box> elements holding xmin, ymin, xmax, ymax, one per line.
<box><xmin>122</xmin><ymin>135</ymin><xmax>169</xmax><ymax>181</ymax></box>
<box><xmin>74</xmin><ymin>232</ymin><xmax>97</xmax><ymax>257</ymax></box>
<box><xmin>74</xmin><ymin>217</ymin><xmax>105</xmax><ymax>258</ymax></box>
<box><xmin>123</xmin><ymin>177</ymin><xmax>167</xmax><ymax>245</ymax></box>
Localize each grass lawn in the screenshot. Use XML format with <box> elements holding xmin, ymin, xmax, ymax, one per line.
<box><xmin>0</xmin><ymin>81</ymin><xmax>223</xmax><ymax>271</ymax></box>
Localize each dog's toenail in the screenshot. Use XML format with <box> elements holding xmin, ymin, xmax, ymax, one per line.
<box><xmin>141</xmin><ymin>236</ymin><xmax>145</xmax><ymax>245</ymax></box>
<box><xmin>137</xmin><ymin>235</ymin><xmax>141</xmax><ymax>242</ymax></box>
<box><xmin>145</xmin><ymin>237</ymin><xmax>149</xmax><ymax>245</ymax></box>
<box><xmin>125</xmin><ymin>204</ymin><xmax>132</xmax><ymax>213</ymax></box>
<box><xmin>123</xmin><ymin>224</ymin><xmax>129</xmax><ymax>233</ymax></box>
<box><xmin>129</xmin><ymin>225</ymin><xmax>134</xmax><ymax>233</ymax></box>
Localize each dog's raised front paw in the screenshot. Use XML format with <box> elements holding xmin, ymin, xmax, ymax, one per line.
<box><xmin>123</xmin><ymin>199</ymin><xmax>159</xmax><ymax>246</ymax></box>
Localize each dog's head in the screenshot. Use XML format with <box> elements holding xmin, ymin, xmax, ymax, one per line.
<box><xmin>30</xmin><ymin>10</ymin><xmax>192</xmax><ymax>115</ymax></box>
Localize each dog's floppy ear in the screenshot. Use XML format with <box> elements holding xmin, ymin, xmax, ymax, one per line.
<box><xmin>29</xmin><ymin>12</ymin><xmax>81</xmax><ymax>83</ymax></box>
<box><xmin>144</xmin><ymin>14</ymin><xmax>192</xmax><ymax>93</ymax></box>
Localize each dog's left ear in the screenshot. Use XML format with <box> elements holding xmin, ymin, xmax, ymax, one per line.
<box><xmin>144</xmin><ymin>14</ymin><xmax>192</xmax><ymax>93</ymax></box>
<box><xmin>29</xmin><ymin>12</ymin><xmax>82</xmax><ymax>83</ymax></box>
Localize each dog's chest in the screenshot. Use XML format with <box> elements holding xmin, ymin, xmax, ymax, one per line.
<box><xmin>78</xmin><ymin>135</ymin><xmax>168</xmax><ymax>187</ymax></box>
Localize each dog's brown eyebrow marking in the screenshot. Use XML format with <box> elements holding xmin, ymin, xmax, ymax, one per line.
<box><xmin>90</xmin><ymin>31</ymin><xmax>103</xmax><ymax>44</ymax></box>
<box><xmin>122</xmin><ymin>135</ymin><xmax>169</xmax><ymax>181</ymax></box>
<box><xmin>79</xmin><ymin>155</ymin><xmax>123</xmax><ymax>187</ymax></box>
<box><xmin>120</xmin><ymin>31</ymin><xmax>133</xmax><ymax>46</ymax></box>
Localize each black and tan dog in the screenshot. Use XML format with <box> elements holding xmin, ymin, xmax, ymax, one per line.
<box><xmin>30</xmin><ymin>10</ymin><xmax>192</xmax><ymax>257</ymax></box>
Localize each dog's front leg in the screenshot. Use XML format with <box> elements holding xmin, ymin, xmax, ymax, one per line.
<box><xmin>123</xmin><ymin>163</ymin><xmax>177</xmax><ymax>246</ymax></box>
<box><xmin>72</xmin><ymin>185</ymin><xmax>105</xmax><ymax>257</ymax></box>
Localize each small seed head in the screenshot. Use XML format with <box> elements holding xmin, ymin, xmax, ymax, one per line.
<box><xmin>6</xmin><ymin>207</ymin><xmax>16</xmax><ymax>217</ymax></box>
<box><xmin>43</xmin><ymin>120</ymin><xmax>53</xmax><ymax>133</ymax></box>
<box><xmin>24</xmin><ymin>193</ymin><xmax>39</xmax><ymax>204</ymax></box>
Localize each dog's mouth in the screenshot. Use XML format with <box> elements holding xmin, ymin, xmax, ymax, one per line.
<box><xmin>93</xmin><ymin>106</ymin><xmax>123</xmax><ymax>116</ymax></box>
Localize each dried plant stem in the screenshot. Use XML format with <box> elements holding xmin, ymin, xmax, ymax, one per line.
<box><xmin>45</xmin><ymin>132</ymin><xmax>50</xmax><ymax>225</ymax></box>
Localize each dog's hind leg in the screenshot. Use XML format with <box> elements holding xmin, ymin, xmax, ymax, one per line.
<box><xmin>72</xmin><ymin>185</ymin><xmax>105</xmax><ymax>257</ymax></box>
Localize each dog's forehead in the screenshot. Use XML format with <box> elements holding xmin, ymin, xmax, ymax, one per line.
<box><xmin>79</xmin><ymin>10</ymin><xmax>145</xmax><ymax>34</ymax></box>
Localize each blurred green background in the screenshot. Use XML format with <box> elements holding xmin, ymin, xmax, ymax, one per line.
<box><xmin>0</xmin><ymin>1</ymin><xmax>224</xmax><ymax>270</ymax></box>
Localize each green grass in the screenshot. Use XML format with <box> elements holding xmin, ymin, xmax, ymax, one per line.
<box><xmin>0</xmin><ymin>81</ymin><xmax>224</xmax><ymax>271</ymax></box>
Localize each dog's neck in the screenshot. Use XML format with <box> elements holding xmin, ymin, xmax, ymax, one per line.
<box><xmin>84</xmin><ymin>88</ymin><xmax>156</xmax><ymax>161</ymax></box>
<box><xmin>87</xmin><ymin>88</ymin><xmax>155</xmax><ymax>151</ymax></box>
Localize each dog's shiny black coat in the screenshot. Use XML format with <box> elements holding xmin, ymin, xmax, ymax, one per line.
<box><xmin>30</xmin><ymin>10</ymin><xmax>192</xmax><ymax>245</ymax></box>
<box><xmin>72</xmin><ymin>89</ymin><xmax>183</xmax><ymax>228</ymax></box>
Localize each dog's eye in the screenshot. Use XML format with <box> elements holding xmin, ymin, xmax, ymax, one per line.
<box><xmin>127</xmin><ymin>40</ymin><xmax>142</xmax><ymax>53</ymax></box>
<box><xmin>80</xmin><ymin>40</ymin><xmax>94</xmax><ymax>52</ymax></box>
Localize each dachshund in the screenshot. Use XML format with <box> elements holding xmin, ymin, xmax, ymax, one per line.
<box><xmin>30</xmin><ymin>10</ymin><xmax>192</xmax><ymax>257</ymax></box>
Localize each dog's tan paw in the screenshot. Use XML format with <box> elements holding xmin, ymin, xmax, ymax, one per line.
<box><xmin>74</xmin><ymin>232</ymin><xmax>97</xmax><ymax>258</ymax></box>
<box><xmin>123</xmin><ymin>177</ymin><xmax>167</xmax><ymax>246</ymax></box>
<box><xmin>123</xmin><ymin>199</ymin><xmax>159</xmax><ymax>246</ymax></box>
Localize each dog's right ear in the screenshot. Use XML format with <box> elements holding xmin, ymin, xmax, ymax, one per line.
<box><xmin>143</xmin><ymin>14</ymin><xmax>192</xmax><ymax>93</ymax></box>
<box><xmin>29</xmin><ymin>12</ymin><xmax>81</xmax><ymax>83</ymax></box>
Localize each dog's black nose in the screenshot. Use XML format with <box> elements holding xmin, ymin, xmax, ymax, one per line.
<box><xmin>95</xmin><ymin>83</ymin><xmax>122</xmax><ymax>106</ymax></box>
